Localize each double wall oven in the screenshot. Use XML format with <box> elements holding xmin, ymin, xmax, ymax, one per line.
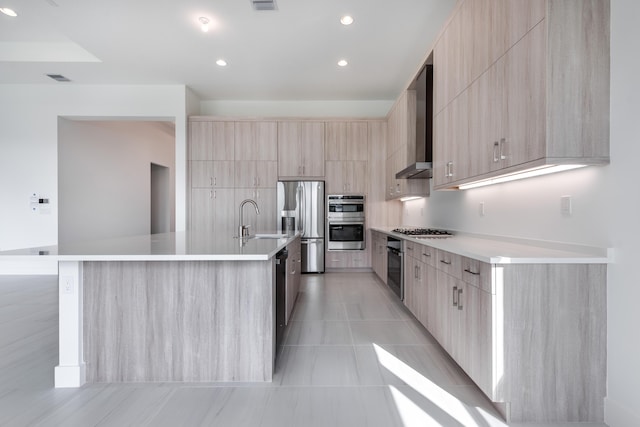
<box><xmin>327</xmin><ymin>195</ymin><xmax>365</xmax><ymax>251</ymax></box>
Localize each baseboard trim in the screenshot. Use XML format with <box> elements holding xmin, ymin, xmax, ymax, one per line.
<box><xmin>54</xmin><ymin>363</ymin><xmax>86</xmax><ymax>388</ymax></box>
<box><xmin>605</xmin><ymin>397</ymin><xmax>640</xmax><ymax>427</ymax></box>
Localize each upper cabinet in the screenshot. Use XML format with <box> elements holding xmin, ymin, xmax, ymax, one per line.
<box><xmin>433</xmin><ymin>0</ymin><xmax>609</xmax><ymax>190</ymax></box>
<box><xmin>385</xmin><ymin>91</ymin><xmax>429</xmax><ymax>200</ymax></box>
<box><xmin>277</xmin><ymin>121</ymin><xmax>325</xmax><ymax>178</ymax></box>
<box><xmin>189</xmin><ymin>121</ymin><xmax>235</xmax><ymax>161</ymax></box>
<box><xmin>234</xmin><ymin>122</ymin><xmax>277</xmax><ymax>161</ymax></box>
<box><xmin>325</xmin><ymin>122</ymin><xmax>369</xmax><ymax>195</ymax></box>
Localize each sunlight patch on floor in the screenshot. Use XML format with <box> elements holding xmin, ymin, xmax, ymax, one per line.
<box><xmin>374</xmin><ymin>343</ymin><xmax>507</xmax><ymax>427</ymax></box>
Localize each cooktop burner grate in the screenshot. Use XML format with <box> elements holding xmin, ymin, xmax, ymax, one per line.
<box><xmin>392</xmin><ymin>228</ymin><xmax>453</xmax><ymax>237</ymax></box>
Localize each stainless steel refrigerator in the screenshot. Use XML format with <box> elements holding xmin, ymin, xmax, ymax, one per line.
<box><xmin>276</xmin><ymin>181</ymin><xmax>324</xmax><ymax>273</ymax></box>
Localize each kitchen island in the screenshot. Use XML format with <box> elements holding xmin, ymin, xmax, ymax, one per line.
<box><xmin>1</xmin><ymin>231</ymin><xmax>299</xmax><ymax>388</ymax></box>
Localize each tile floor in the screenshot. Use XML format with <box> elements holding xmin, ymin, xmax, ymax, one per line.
<box><xmin>0</xmin><ymin>273</ymin><xmax>607</xmax><ymax>426</ymax></box>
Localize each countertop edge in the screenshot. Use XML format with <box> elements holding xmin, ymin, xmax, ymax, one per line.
<box><xmin>370</xmin><ymin>227</ymin><xmax>611</xmax><ymax>264</ymax></box>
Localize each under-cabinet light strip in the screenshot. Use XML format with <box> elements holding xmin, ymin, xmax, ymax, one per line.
<box><xmin>457</xmin><ymin>164</ymin><xmax>586</xmax><ymax>190</ymax></box>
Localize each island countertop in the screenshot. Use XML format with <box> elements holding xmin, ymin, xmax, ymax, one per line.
<box><xmin>0</xmin><ymin>231</ymin><xmax>299</xmax><ymax>262</ymax></box>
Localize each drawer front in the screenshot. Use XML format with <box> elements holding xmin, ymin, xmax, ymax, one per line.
<box><xmin>436</xmin><ymin>249</ymin><xmax>462</xmax><ymax>279</ymax></box>
<box><xmin>460</xmin><ymin>256</ymin><xmax>492</xmax><ymax>293</ymax></box>
<box><xmin>404</xmin><ymin>241</ymin><xmax>418</xmax><ymax>259</ymax></box>
<box><xmin>418</xmin><ymin>244</ymin><xmax>436</xmax><ymax>267</ymax></box>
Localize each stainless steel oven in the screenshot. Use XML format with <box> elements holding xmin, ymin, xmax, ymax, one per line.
<box><xmin>327</xmin><ymin>195</ymin><xmax>365</xmax><ymax>251</ymax></box>
<box><xmin>386</xmin><ymin>236</ymin><xmax>403</xmax><ymax>300</ymax></box>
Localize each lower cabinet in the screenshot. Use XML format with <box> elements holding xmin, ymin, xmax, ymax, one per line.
<box><xmin>401</xmin><ymin>238</ymin><xmax>606</xmax><ymax>423</ymax></box>
<box><xmin>325</xmin><ymin>249</ymin><xmax>369</xmax><ymax>270</ymax></box>
<box><xmin>285</xmin><ymin>236</ymin><xmax>301</xmax><ymax>325</ymax></box>
<box><xmin>371</xmin><ymin>231</ymin><xmax>387</xmax><ymax>283</ymax></box>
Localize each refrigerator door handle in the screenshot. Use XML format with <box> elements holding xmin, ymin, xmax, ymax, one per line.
<box><xmin>300</xmin><ymin>184</ymin><xmax>306</xmax><ymax>233</ymax></box>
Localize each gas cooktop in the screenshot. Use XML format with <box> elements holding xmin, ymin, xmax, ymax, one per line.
<box><xmin>392</xmin><ymin>228</ymin><xmax>453</xmax><ymax>237</ymax></box>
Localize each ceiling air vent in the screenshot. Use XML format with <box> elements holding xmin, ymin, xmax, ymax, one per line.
<box><xmin>46</xmin><ymin>74</ymin><xmax>71</xmax><ymax>82</ymax></box>
<box><xmin>250</xmin><ymin>0</ymin><xmax>277</xmax><ymax>11</ymax></box>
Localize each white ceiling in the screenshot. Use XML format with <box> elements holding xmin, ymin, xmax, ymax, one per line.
<box><xmin>0</xmin><ymin>0</ymin><xmax>456</xmax><ymax>101</ymax></box>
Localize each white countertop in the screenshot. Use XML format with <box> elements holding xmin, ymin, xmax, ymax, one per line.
<box><xmin>0</xmin><ymin>231</ymin><xmax>299</xmax><ymax>262</ymax></box>
<box><xmin>371</xmin><ymin>227</ymin><xmax>611</xmax><ymax>264</ymax></box>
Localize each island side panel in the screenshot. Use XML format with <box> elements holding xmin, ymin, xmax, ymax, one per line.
<box><xmin>83</xmin><ymin>260</ymin><xmax>274</xmax><ymax>382</ymax></box>
<box><xmin>501</xmin><ymin>263</ymin><xmax>607</xmax><ymax>422</ymax></box>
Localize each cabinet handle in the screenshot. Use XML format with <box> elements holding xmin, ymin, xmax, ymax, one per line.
<box><xmin>499</xmin><ymin>138</ymin><xmax>506</xmax><ymax>160</ymax></box>
<box><xmin>458</xmin><ymin>288</ymin><xmax>463</xmax><ymax>310</ymax></box>
<box><xmin>464</xmin><ymin>268</ymin><xmax>480</xmax><ymax>276</ymax></box>
<box><xmin>440</xmin><ymin>259</ymin><xmax>451</xmax><ymax>265</ymax></box>
<box><xmin>452</xmin><ymin>286</ymin><xmax>458</xmax><ymax>306</ymax></box>
<box><xmin>407</xmin><ymin>246</ymin><xmax>413</xmax><ymax>251</ymax></box>
<box><xmin>493</xmin><ymin>141</ymin><xmax>500</xmax><ymax>163</ymax></box>
<box><xmin>210</xmin><ymin>177</ymin><xmax>214</xmax><ymax>186</ymax></box>
<box><xmin>422</xmin><ymin>252</ymin><xmax>431</xmax><ymax>257</ymax></box>
<box><xmin>209</xmin><ymin>190</ymin><xmax>213</xmax><ymax>199</ymax></box>
<box><xmin>448</xmin><ymin>161</ymin><xmax>454</xmax><ymax>178</ymax></box>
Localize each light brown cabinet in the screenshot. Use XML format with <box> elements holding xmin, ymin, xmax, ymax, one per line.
<box><xmin>191</xmin><ymin>161</ymin><xmax>235</xmax><ymax>188</ymax></box>
<box><xmin>234</xmin><ymin>122</ymin><xmax>277</xmax><ymax>161</ymax></box>
<box><xmin>396</xmin><ymin>235</ymin><xmax>606</xmax><ymax>422</ymax></box>
<box><xmin>277</xmin><ymin>121</ymin><xmax>325</xmax><ymax>178</ymax></box>
<box><xmin>234</xmin><ymin>188</ymin><xmax>276</xmax><ymax>233</ymax></box>
<box><xmin>190</xmin><ymin>188</ymin><xmax>235</xmax><ymax>235</ymax></box>
<box><xmin>234</xmin><ymin>160</ymin><xmax>277</xmax><ymax>189</ymax></box>
<box><xmin>385</xmin><ymin>91</ymin><xmax>429</xmax><ymax>200</ymax></box>
<box><xmin>325</xmin><ymin>160</ymin><xmax>368</xmax><ymax>195</ymax></box>
<box><xmin>189</xmin><ymin>121</ymin><xmax>235</xmax><ymax>161</ymax></box>
<box><xmin>285</xmin><ymin>235</ymin><xmax>301</xmax><ymax>325</ymax></box>
<box><xmin>325</xmin><ymin>122</ymin><xmax>368</xmax><ymax>161</ymax></box>
<box><xmin>371</xmin><ymin>231</ymin><xmax>387</xmax><ymax>283</ymax></box>
<box><xmin>433</xmin><ymin>0</ymin><xmax>610</xmax><ymax>190</ymax></box>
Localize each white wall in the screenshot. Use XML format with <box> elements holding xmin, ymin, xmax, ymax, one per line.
<box><xmin>200</xmin><ymin>100</ymin><xmax>392</xmax><ymax>118</ymax></box>
<box><xmin>402</xmin><ymin>1</ymin><xmax>640</xmax><ymax>424</ymax></box>
<box><xmin>58</xmin><ymin>120</ymin><xmax>175</xmax><ymax>244</ymax></box>
<box><xmin>0</xmin><ymin>84</ymin><xmax>188</xmax><ymax>273</ymax></box>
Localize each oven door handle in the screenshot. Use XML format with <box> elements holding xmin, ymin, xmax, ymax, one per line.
<box><xmin>329</xmin><ymin>222</ymin><xmax>365</xmax><ymax>226</ymax></box>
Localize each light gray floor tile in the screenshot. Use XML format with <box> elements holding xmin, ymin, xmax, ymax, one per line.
<box><xmin>284</xmin><ymin>320</ymin><xmax>352</xmax><ymax>345</ymax></box>
<box><xmin>145</xmin><ymin>387</ymin><xmax>222</xmax><ymax>427</ymax></box>
<box><xmin>290</xmin><ymin>299</ymin><xmax>347</xmax><ymax>321</ymax></box>
<box><xmin>345</xmin><ymin>299</ymin><xmax>410</xmax><ymax>320</ymax></box>
<box><xmin>350</xmin><ymin>320</ymin><xmax>425</xmax><ymax>345</ymax></box>
<box><xmin>279</xmin><ymin>346</ymin><xmax>360</xmax><ymax>386</ymax></box>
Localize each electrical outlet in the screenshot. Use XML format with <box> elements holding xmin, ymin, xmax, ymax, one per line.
<box><xmin>62</xmin><ymin>276</ymin><xmax>74</xmax><ymax>294</ymax></box>
<box><xmin>561</xmin><ymin>196</ymin><xmax>572</xmax><ymax>216</ymax></box>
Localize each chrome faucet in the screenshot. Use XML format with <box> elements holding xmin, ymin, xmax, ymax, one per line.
<box><xmin>238</xmin><ymin>199</ymin><xmax>260</xmax><ymax>237</ymax></box>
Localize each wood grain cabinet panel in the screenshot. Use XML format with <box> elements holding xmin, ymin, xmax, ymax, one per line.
<box><xmin>189</xmin><ymin>121</ymin><xmax>235</xmax><ymax>161</ymax></box>
<box><xmin>235</xmin><ymin>122</ymin><xmax>277</xmax><ymax>161</ymax></box>
<box><xmin>433</xmin><ymin>0</ymin><xmax>609</xmax><ymax>190</ymax></box>
<box><xmin>191</xmin><ymin>161</ymin><xmax>235</xmax><ymax>188</ymax></box>
<box><xmin>278</xmin><ymin>121</ymin><xmax>325</xmax><ymax>178</ymax></box>
<box><xmin>285</xmin><ymin>236</ymin><xmax>301</xmax><ymax>325</ymax></box>
<box><xmin>400</xmin><ymin>238</ymin><xmax>606</xmax><ymax>422</ymax></box>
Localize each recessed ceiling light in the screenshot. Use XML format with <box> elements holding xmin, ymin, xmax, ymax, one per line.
<box><xmin>216</xmin><ymin>59</ymin><xmax>227</xmax><ymax>67</ymax></box>
<box><xmin>337</xmin><ymin>59</ymin><xmax>348</xmax><ymax>67</ymax></box>
<box><xmin>0</xmin><ymin>7</ymin><xmax>17</xmax><ymax>17</ymax></box>
<box><xmin>340</xmin><ymin>15</ymin><xmax>354</xmax><ymax>25</ymax></box>
<box><xmin>199</xmin><ymin>17</ymin><xmax>210</xmax><ymax>32</ymax></box>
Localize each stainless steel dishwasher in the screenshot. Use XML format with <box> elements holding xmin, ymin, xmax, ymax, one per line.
<box><xmin>386</xmin><ymin>237</ymin><xmax>404</xmax><ymax>301</ymax></box>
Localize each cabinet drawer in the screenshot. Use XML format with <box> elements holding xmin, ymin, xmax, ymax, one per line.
<box><xmin>461</xmin><ymin>256</ymin><xmax>492</xmax><ymax>293</ymax></box>
<box><xmin>418</xmin><ymin>244</ymin><xmax>436</xmax><ymax>267</ymax></box>
<box><xmin>404</xmin><ymin>241</ymin><xmax>418</xmax><ymax>259</ymax></box>
<box><xmin>436</xmin><ymin>249</ymin><xmax>462</xmax><ymax>279</ymax></box>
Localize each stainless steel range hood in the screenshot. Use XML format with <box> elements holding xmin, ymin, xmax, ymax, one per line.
<box><xmin>397</xmin><ymin>63</ymin><xmax>433</xmax><ymax>180</ymax></box>
<box><xmin>396</xmin><ymin>162</ymin><xmax>433</xmax><ymax>179</ymax></box>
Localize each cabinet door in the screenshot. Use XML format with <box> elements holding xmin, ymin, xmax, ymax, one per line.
<box><xmin>448</xmin><ymin>279</ymin><xmax>467</xmax><ymax>370</ymax></box>
<box><xmin>191</xmin><ymin>161</ymin><xmax>215</xmax><ymax>188</ymax></box>
<box><xmin>189</xmin><ymin>121</ymin><xmax>212</xmax><ymax>160</ymax></box>
<box><xmin>211</xmin><ymin>121</ymin><xmax>235</xmax><ymax>160</ymax></box>
<box><xmin>325</xmin><ymin>122</ymin><xmax>346</xmax><ymax>161</ymax></box>
<box><xmin>213</xmin><ymin>189</ymin><xmax>236</xmax><ymax>234</ymax></box>
<box><xmin>235</xmin><ymin>122</ymin><xmax>277</xmax><ymax>161</ymax></box>
<box><xmin>425</xmin><ymin>264</ymin><xmax>438</xmax><ymax>332</ymax></box>
<box><xmin>464</xmin><ymin>283</ymin><xmax>493</xmax><ymax>397</ymax></box>
<box><xmin>434</xmin><ymin>269</ymin><xmax>452</xmax><ymax>349</ymax></box>
<box><xmin>324</xmin><ymin>161</ymin><xmax>344</xmax><ymax>194</ymax></box>
<box><xmin>235</xmin><ymin>161</ymin><xmax>256</xmax><ymax>188</ymax></box>
<box><xmin>346</xmin><ymin>161</ymin><xmax>368</xmax><ymax>194</ymax></box>
<box><xmin>277</xmin><ymin>121</ymin><xmax>301</xmax><ymax>177</ymax></box>
<box><xmin>255</xmin><ymin>188</ymin><xmax>276</xmax><ymax>231</ymax></box>
<box><xmin>347</xmin><ymin>122</ymin><xmax>369</xmax><ymax>161</ymax></box>
<box><xmin>256</xmin><ymin>161</ymin><xmax>277</xmax><ymax>188</ymax></box>
<box><xmin>502</xmin><ymin>21</ymin><xmax>546</xmax><ymax>168</ymax></box>
<box><xmin>300</xmin><ymin>122</ymin><xmax>325</xmax><ymax>177</ymax></box>
<box><xmin>190</xmin><ymin>189</ymin><xmax>215</xmax><ymax>233</ymax></box>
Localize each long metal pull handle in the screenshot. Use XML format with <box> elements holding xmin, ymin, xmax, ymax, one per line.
<box><xmin>452</xmin><ymin>286</ymin><xmax>458</xmax><ymax>307</ymax></box>
<box><xmin>296</xmin><ymin>186</ymin><xmax>303</xmax><ymax>233</ymax></box>
<box><xmin>458</xmin><ymin>288</ymin><xmax>463</xmax><ymax>310</ymax></box>
<box><xmin>499</xmin><ymin>138</ymin><xmax>506</xmax><ymax>160</ymax></box>
<box><xmin>464</xmin><ymin>268</ymin><xmax>480</xmax><ymax>276</ymax></box>
<box><xmin>414</xmin><ymin>265</ymin><xmax>418</xmax><ymax>279</ymax></box>
<box><xmin>210</xmin><ymin>177</ymin><xmax>214</xmax><ymax>186</ymax></box>
<box><xmin>300</xmin><ymin>184</ymin><xmax>306</xmax><ymax>233</ymax></box>
<box><xmin>209</xmin><ymin>190</ymin><xmax>213</xmax><ymax>199</ymax></box>
<box><xmin>448</xmin><ymin>161</ymin><xmax>453</xmax><ymax>178</ymax></box>
<box><xmin>422</xmin><ymin>252</ymin><xmax>431</xmax><ymax>257</ymax></box>
<box><xmin>440</xmin><ymin>259</ymin><xmax>451</xmax><ymax>265</ymax></box>
<box><xmin>493</xmin><ymin>141</ymin><xmax>500</xmax><ymax>163</ymax></box>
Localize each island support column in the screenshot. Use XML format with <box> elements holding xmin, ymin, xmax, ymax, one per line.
<box><xmin>54</xmin><ymin>261</ymin><xmax>86</xmax><ymax>387</ymax></box>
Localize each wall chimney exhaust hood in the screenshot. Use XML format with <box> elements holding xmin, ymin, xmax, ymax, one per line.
<box><xmin>396</xmin><ymin>63</ymin><xmax>433</xmax><ymax>180</ymax></box>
